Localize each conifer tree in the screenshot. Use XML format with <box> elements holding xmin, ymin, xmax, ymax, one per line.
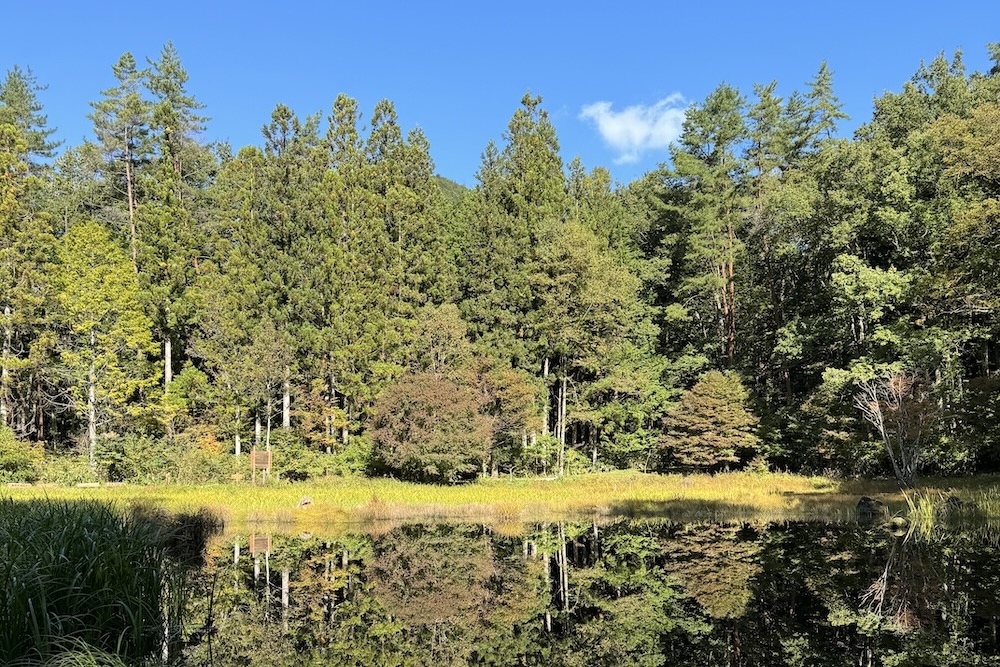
<box><xmin>55</xmin><ymin>221</ymin><xmax>154</xmax><ymax>466</ymax></box>
<box><xmin>88</xmin><ymin>53</ymin><xmax>151</xmax><ymax>271</ymax></box>
<box><xmin>0</xmin><ymin>66</ymin><xmax>60</xmax><ymax>169</ymax></box>
<box><xmin>139</xmin><ymin>43</ymin><xmax>213</xmax><ymax>390</ymax></box>
<box><xmin>0</xmin><ymin>123</ymin><xmax>57</xmax><ymax>439</ymax></box>
<box><xmin>666</xmin><ymin>84</ymin><xmax>748</xmax><ymax>366</ymax></box>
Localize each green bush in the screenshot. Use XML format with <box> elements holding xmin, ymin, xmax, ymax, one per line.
<box><xmin>270</xmin><ymin>430</ymin><xmax>330</xmax><ymax>481</ymax></box>
<box><xmin>42</xmin><ymin>454</ymin><xmax>97</xmax><ymax>485</ymax></box>
<box><xmin>0</xmin><ymin>425</ymin><xmax>44</xmax><ymax>482</ymax></box>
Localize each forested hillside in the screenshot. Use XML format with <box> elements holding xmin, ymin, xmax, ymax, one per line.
<box><xmin>2</xmin><ymin>43</ymin><xmax>999</xmax><ymax>484</ymax></box>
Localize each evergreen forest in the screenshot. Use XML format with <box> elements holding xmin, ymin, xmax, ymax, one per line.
<box><xmin>3</xmin><ymin>43</ymin><xmax>1000</xmax><ymax>486</ymax></box>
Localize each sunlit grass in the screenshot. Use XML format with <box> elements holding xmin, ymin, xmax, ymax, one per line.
<box><xmin>7</xmin><ymin>471</ymin><xmax>1000</xmax><ymax>527</ymax></box>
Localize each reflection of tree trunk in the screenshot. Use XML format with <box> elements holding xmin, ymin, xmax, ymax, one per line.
<box><xmin>281</xmin><ymin>568</ymin><xmax>290</xmax><ymax>632</ymax></box>
<box><xmin>558</xmin><ymin>523</ymin><xmax>570</xmax><ymax>612</ymax></box>
<box><xmin>264</xmin><ymin>553</ymin><xmax>271</xmax><ymax>618</ymax></box>
<box><xmin>543</xmin><ymin>543</ymin><xmax>552</xmax><ymax>632</ymax></box>
<box><xmin>592</xmin><ymin>521</ymin><xmax>600</xmax><ymax>564</ymax></box>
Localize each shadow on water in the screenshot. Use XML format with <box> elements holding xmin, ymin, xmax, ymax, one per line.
<box><xmin>602</xmin><ymin>496</ymin><xmax>859</xmax><ymax>524</ymax></box>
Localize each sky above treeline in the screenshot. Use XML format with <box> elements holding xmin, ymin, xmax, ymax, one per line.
<box><xmin>4</xmin><ymin>1</ymin><xmax>1000</xmax><ymax>186</ymax></box>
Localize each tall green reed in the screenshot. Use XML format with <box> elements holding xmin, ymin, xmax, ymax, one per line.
<box><xmin>0</xmin><ymin>499</ymin><xmax>218</xmax><ymax>665</ymax></box>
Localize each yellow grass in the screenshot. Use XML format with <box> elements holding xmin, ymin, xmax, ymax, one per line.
<box><xmin>6</xmin><ymin>471</ymin><xmax>1000</xmax><ymax>528</ymax></box>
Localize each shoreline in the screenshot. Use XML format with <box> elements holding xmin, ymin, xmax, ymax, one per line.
<box><xmin>5</xmin><ymin>471</ymin><xmax>998</xmax><ymax>525</ymax></box>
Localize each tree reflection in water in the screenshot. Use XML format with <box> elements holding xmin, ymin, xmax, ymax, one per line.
<box><xmin>180</xmin><ymin>519</ymin><xmax>1000</xmax><ymax>666</ymax></box>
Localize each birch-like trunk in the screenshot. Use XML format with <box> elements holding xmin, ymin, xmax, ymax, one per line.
<box><xmin>1</xmin><ymin>305</ymin><xmax>10</xmax><ymax>427</ymax></box>
<box><xmin>557</xmin><ymin>376</ymin><xmax>568</xmax><ymax>475</ymax></box>
<box><xmin>265</xmin><ymin>397</ymin><xmax>273</xmax><ymax>451</ymax></box>
<box><xmin>164</xmin><ymin>337</ymin><xmax>172</xmax><ymax>388</ymax></box>
<box><xmin>541</xmin><ymin>357</ymin><xmax>550</xmax><ymax>436</ymax></box>
<box><xmin>282</xmin><ymin>368</ymin><xmax>291</xmax><ymax>430</ymax></box>
<box><xmin>234</xmin><ymin>406</ymin><xmax>242</xmax><ymax>456</ymax></box>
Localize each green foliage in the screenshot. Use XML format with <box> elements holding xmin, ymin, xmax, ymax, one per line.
<box><xmin>372</xmin><ymin>370</ymin><xmax>492</xmax><ymax>482</ymax></box>
<box><xmin>269</xmin><ymin>429</ymin><xmax>330</xmax><ymax>481</ymax></box>
<box><xmin>6</xmin><ymin>43</ymin><xmax>1000</xmax><ymax>485</ymax></box>
<box><xmin>0</xmin><ymin>65</ymin><xmax>61</xmax><ymax>167</ymax></box>
<box><xmin>42</xmin><ymin>455</ymin><xmax>98</xmax><ymax>485</ymax></box>
<box><xmin>0</xmin><ymin>424</ymin><xmax>42</xmax><ymax>482</ymax></box>
<box><xmin>660</xmin><ymin>370</ymin><xmax>760</xmax><ymax>470</ymax></box>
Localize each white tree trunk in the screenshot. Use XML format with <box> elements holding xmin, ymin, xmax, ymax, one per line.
<box><xmin>282</xmin><ymin>368</ymin><xmax>291</xmax><ymax>430</ymax></box>
<box><xmin>234</xmin><ymin>406</ymin><xmax>242</xmax><ymax>456</ymax></box>
<box><xmin>1</xmin><ymin>305</ymin><xmax>10</xmax><ymax>427</ymax></box>
<box><xmin>164</xmin><ymin>337</ymin><xmax>172</xmax><ymax>388</ymax></box>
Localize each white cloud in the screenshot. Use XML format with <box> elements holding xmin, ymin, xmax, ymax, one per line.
<box><xmin>579</xmin><ymin>94</ymin><xmax>687</xmax><ymax>163</ymax></box>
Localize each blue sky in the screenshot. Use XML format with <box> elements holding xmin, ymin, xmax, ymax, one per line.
<box><xmin>3</xmin><ymin>1</ymin><xmax>999</xmax><ymax>186</ymax></box>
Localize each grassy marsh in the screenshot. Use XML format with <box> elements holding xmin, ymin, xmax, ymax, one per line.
<box><xmin>8</xmin><ymin>471</ymin><xmax>999</xmax><ymax>526</ymax></box>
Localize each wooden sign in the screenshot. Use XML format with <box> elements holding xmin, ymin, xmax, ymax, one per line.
<box><xmin>250</xmin><ymin>450</ymin><xmax>272</xmax><ymax>470</ymax></box>
<box><xmin>250</xmin><ymin>534</ymin><xmax>271</xmax><ymax>556</ymax></box>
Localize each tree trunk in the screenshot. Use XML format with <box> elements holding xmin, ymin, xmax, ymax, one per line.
<box><xmin>124</xmin><ymin>133</ymin><xmax>138</xmax><ymax>273</ymax></box>
<box><xmin>234</xmin><ymin>406</ymin><xmax>242</xmax><ymax>456</ymax></box>
<box><xmin>282</xmin><ymin>368</ymin><xmax>291</xmax><ymax>430</ymax></box>
<box><xmin>557</xmin><ymin>376</ymin><xmax>568</xmax><ymax>476</ymax></box>
<box><xmin>164</xmin><ymin>337</ymin><xmax>172</xmax><ymax>388</ymax></box>
<box><xmin>255</xmin><ymin>411</ymin><xmax>261</xmax><ymax>448</ymax></box>
<box><xmin>1</xmin><ymin>305</ymin><xmax>10</xmax><ymax>428</ymax></box>
<box><xmin>88</xmin><ymin>330</ymin><xmax>97</xmax><ymax>469</ymax></box>
<box><xmin>542</xmin><ymin>357</ymin><xmax>550</xmax><ymax>436</ymax></box>
<box><xmin>265</xmin><ymin>397</ymin><xmax>272</xmax><ymax>451</ymax></box>
<box><xmin>727</xmin><ymin>213</ymin><xmax>737</xmax><ymax>365</ymax></box>
<box><xmin>558</xmin><ymin>523</ymin><xmax>570</xmax><ymax>612</ymax></box>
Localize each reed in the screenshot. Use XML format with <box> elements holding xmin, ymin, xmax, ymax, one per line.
<box><xmin>0</xmin><ymin>499</ymin><xmax>209</xmax><ymax>665</ymax></box>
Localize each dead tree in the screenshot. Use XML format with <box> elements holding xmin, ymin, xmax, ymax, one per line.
<box><xmin>855</xmin><ymin>371</ymin><xmax>938</xmax><ymax>488</ymax></box>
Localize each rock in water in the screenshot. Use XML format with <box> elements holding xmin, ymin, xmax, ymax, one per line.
<box><xmin>856</xmin><ymin>496</ymin><xmax>885</xmax><ymax>522</ymax></box>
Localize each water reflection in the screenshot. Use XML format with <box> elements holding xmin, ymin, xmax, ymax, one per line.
<box><xmin>181</xmin><ymin>520</ymin><xmax>1000</xmax><ymax>666</ymax></box>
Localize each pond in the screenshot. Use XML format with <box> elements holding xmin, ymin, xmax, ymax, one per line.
<box><xmin>176</xmin><ymin>517</ymin><xmax>1000</xmax><ymax>666</ymax></box>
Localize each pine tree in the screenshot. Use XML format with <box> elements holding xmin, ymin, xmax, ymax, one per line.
<box><xmin>0</xmin><ymin>66</ymin><xmax>61</xmax><ymax>169</ymax></box>
<box><xmin>660</xmin><ymin>370</ymin><xmax>759</xmax><ymax>469</ymax></box>
<box><xmin>88</xmin><ymin>53</ymin><xmax>152</xmax><ymax>271</ymax></box>
<box><xmin>667</xmin><ymin>84</ymin><xmax>748</xmax><ymax>366</ymax></box>
<box><xmin>139</xmin><ymin>43</ymin><xmax>213</xmax><ymax>391</ymax></box>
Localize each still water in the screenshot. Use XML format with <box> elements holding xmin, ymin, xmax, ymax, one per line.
<box><xmin>178</xmin><ymin>518</ymin><xmax>1000</xmax><ymax>666</ymax></box>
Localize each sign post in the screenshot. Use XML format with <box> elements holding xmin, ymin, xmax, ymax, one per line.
<box><xmin>250</xmin><ymin>449</ymin><xmax>272</xmax><ymax>484</ymax></box>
